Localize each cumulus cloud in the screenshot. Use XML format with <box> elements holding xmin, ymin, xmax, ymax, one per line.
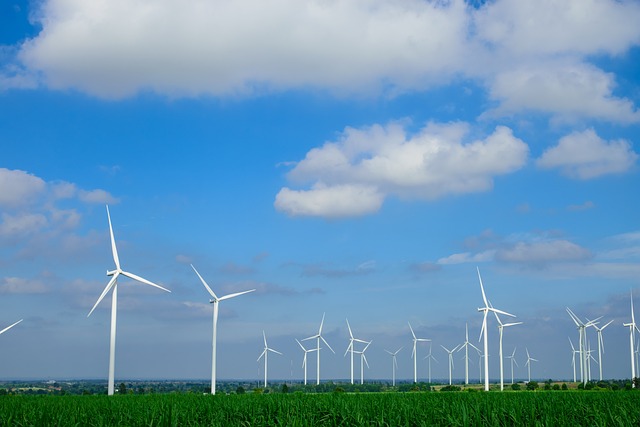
<box><xmin>3</xmin><ymin>0</ymin><xmax>638</xmax><ymax>125</ymax></box>
<box><xmin>296</xmin><ymin>261</ymin><xmax>376</xmax><ymax>278</ymax></box>
<box><xmin>275</xmin><ymin>121</ymin><xmax>528</xmax><ymax>217</ymax></box>
<box><xmin>496</xmin><ymin>240</ymin><xmax>592</xmax><ymax>263</ymax></box>
<box><xmin>0</xmin><ymin>277</ymin><xmax>48</xmax><ymax>294</ymax></box>
<box><xmin>0</xmin><ymin>168</ymin><xmax>46</xmax><ymax>208</ymax></box>
<box><xmin>537</xmin><ymin>129</ymin><xmax>638</xmax><ymax>179</ymax></box>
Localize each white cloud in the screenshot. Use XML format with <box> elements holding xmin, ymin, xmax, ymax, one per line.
<box><xmin>0</xmin><ymin>277</ymin><xmax>48</xmax><ymax>294</ymax></box>
<box><xmin>496</xmin><ymin>240</ymin><xmax>592</xmax><ymax>263</ymax></box>
<box><xmin>0</xmin><ymin>212</ymin><xmax>48</xmax><ymax>239</ymax></box>
<box><xmin>275</xmin><ymin>122</ymin><xmax>528</xmax><ymax>218</ymax></box>
<box><xmin>0</xmin><ymin>168</ymin><xmax>46</xmax><ymax>208</ymax></box>
<box><xmin>537</xmin><ymin>129</ymin><xmax>638</xmax><ymax>179</ymax></box>
<box><xmin>437</xmin><ymin>250</ymin><xmax>495</xmax><ymax>265</ymax></box>
<box><xmin>78</xmin><ymin>189</ymin><xmax>119</xmax><ymax>204</ymax></box>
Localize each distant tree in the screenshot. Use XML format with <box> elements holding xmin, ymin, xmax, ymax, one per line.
<box><xmin>552</xmin><ymin>384</ymin><xmax>560</xmax><ymax>391</ymax></box>
<box><xmin>511</xmin><ymin>383</ymin><xmax>521</xmax><ymax>391</ymax></box>
<box><xmin>236</xmin><ymin>386</ymin><xmax>245</xmax><ymax>395</ymax></box>
<box><xmin>118</xmin><ymin>383</ymin><xmax>127</xmax><ymax>394</ymax></box>
<box><xmin>633</xmin><ymin>378</ymin><xmax>640</xmax><ymax>389</ymax></box>
<box><xmin>561</xmin><ymin>383</ymin><xmax>568</xmax><ymax>390</ymax></box>
<box><xmin>281</xmin><ymin>384</ymin><xmax>289</xmax><ymax>394</ymax></box>
<box><xmin>526</xmin><ymin>381</ymin><xmax>538</xmax><ymax>391</ymax></box>
<box><xmin>333</xmin><ymin>386</ymin><xmax>345</xmax><ymax>394</ymax></box>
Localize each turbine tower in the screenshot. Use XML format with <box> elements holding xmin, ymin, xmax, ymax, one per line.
<box><xmin>623</xmin><ymin>290</ymin><xmax>640</xmax><ymax>386</ymax></box>
<box><xmin>494</xmin><ymin>312</ymin><xmax>522</xmax><ymax>391</ymax></box>
<box><xmin>345</xmin><ymin>319</ymin><xmax>369</xmax><ymax>385</ymax></box>
<box><xmin>257</xmin><ymin>331</ymin><xmax>282</xmax><ymax>388</ymax></box>
<box><xmin>354</xmin><ymin>340</ymin><xmax>372</xmax><ymax>384</ymax></box>
<box><xmin>569</xmin><ymin>337</ymin><xmax>579</xmax><ymax>383</ymax></box>
<box><xmin>592</xmin><ymin>319</ymin><xmax>613</xmax><ymax>381</ymax></box>
<box><xmin>441</xmin><ymin>344</ymin><xmax>460</xmax><ymax>386</ymax></box>
<box><xmin>457</xmin><ymin>323</ymin><xmax>480</xmax><ymax>385</ymax></box>
<box><xmin>191</xmin><ymin>264</ymin><xmax>254</xmax><ymax>395</ymax></box>
<box><xmin>87</xmin><ymin>205</ymin><xmax>170</xmax><ymax>396</ymax></box>
<box><xmin>384</xmin><ymin>347</ymin><xmax>403</xmax><ymax>387</ymax></box>
<box><xmin>506</xmin><ymin>347</ymin><xmax>518</xmax><ymax>385</ymax></box>
<box><xmin>302</xmin><ymin>313</ymin><xmax>334</xmax><ymax>385</ymax></box>
<box><xmin>408</xmin><ymin>322</ymin><xmax>430</xmax><ymax>383</ymax></box>
<box><xmin>424</xmin><ymin>342</ymin><xmax>438</xmax><ymax>384</ymax></box>
<box><xmin>525</xmin><ymin>348</ymin><xmax>538</xmax><ymax>383</ymax></box>
<box><xmin>566</xmin><ymin>307</ymin><xmax>600</xmax><ymax>385</ymax></box>
<box><xmin>477</xmin><ymin>267</ymin><xmax>515</xmax><ymax>391</ymax></box>
<box><xmin>296</xmin><ymin>339</ymin><xmax>317</xmax><ymax>385</ymax></box>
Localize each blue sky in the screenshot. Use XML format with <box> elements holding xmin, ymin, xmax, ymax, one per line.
<box><xmin>1</xmin><ymin>0</ymin><xmax>639</xmax><ymax>384</ymax></box>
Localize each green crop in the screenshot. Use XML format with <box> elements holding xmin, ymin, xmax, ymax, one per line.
<box><xmin>1</xmin><ymin>391</ymin><xmax>640</xmax><ymax>426</ymax></box>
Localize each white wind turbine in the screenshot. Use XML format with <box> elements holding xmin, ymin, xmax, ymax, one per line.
<box><xmin>623</xmin><ymin>290</ymin><xmax>640</xmax><ymax>386</ymax></box>
<box><xmin>636</xmin><ymin>342</ymin><xmax>640</xmax><ymax>378</ymax></box>
<box><xmin>494</xmin><ymin>312</ymin><xmax>522</xmax><ymax>391</ymax></box>
<box><xmin>345</xmin><ymin>319</ymin><xmax>369</xmax><ymax>385</ymax></box>
<box><xmin>569</xmin><ymin>337</ymin><xmax>579</xmax><ymax>382</ymax></box>
<box><xmin>424</xmin><ymin>342</ymin><xmax>438</xmax><ymax>384</ymax></box>
<box><xmin>257</xmin><ymin>331</ymin><xmax>282</xmax><ymax>388</ymax></box>
<box><xmin>506</xmin><ymin>347</ymin><xmax>518</xmax><ymax>385</ymax></box>
<box><xmin>302</xmin><ymin>313</ymin><xmax>334</xmax><ymax>385</ymax></box>
<box><xmin>354</xmin><ymin>340</ymin><xmax>372</xmax><ymax>384</ymax></box>
<box><xmin>591</xmin><ymin>319</ymin><xmax>613</xmax><ymax>381</ymax></box>
<box><xmin>384</xmin><ymin>347</ymin><xmax>403</xmax><ymax>387</ymax></box>
<box><xmin>477</xmin><ymin>267</ymin><xmax>515</xmax><ymax>391</ymax></box>
<box><xmin>441</xmin><ymin>344</ymin><xmax>460</xmax><ymax>385</ymax></box>
<box><xmin>0</xmin><ymin>319</ymin><xmax>22</xmax><ymax>336</ymax></box>
<box><xmin>457</xmin><ymin>323</ymin><xmax>480</xmax><ymax>385</ymax></box>
<box><xmin>296</xmin><ymin>339</ymin><xmax>317</xmax><ymax>385</ymax></box>
<box><xmin>525</xmin><ymin>348</ymin><xmax>538</xmax><ymax>383</ymax></box>
<box><xmin>87</xmin><ymin>205</ymin><xmax>170</xmax><ymax>396</ymax></box>
<box><xmin>191</xmin><ymin>264</ymin><xmax>254</xmax><ymax>395</ymax></box>
<box><xmin>566</xmin><ymin>307</ymin><xmax>601</xmax><ymax>385</ymax></box>
<box><xmin>408</xmin><ymin>322</ymin><xmax>430</xmax><ymax>383</ymax></box>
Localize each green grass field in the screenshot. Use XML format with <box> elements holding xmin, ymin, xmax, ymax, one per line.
<box><xmin>1</xmin><ymin>391</ymin><xmax>640</xmax><ymax>426</ymax></box>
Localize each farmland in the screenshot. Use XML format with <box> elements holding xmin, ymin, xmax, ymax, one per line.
<box><xmin>1</xmin><ymin>391</ymin><xmax>640</xmax><ymax>426</ymax></box>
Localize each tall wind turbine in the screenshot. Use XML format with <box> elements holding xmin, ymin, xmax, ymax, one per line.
<box><xmin>424</xmin><ymin>342</ymin><xmax>438</xmax><ymax>384</ymax></box>
<box><xmin>566</xmin><ymin>307</ymin><xmax>600</xmax><ymax>385</ymax></box>
<box><xmin>354</xmin><ymin>340</ymin><xmax>372</xmax><ymax>385</ymax></box>
<box><xmin>191</xmin><ymin>264</ymin><xmax>254</xmax><ymax>395</ymax></box>
<box><xmin>302</xmin><ymin>313</ymin><xmax>334</xmax><ymax>385</ymax></box>
<box><xmin>506</xmin><ymin>347</ymin><xmax>518</xmax><ymax>385</ymax></box>
<box><xmin>623</xmin><ymin>290</ymin><xmax>640</xmax><ymax>385</ymax></box>
<box><xmin>384</xmin><ymin>347</ymin><xmax>403</xmax><ymax>387</ymax></box>
<box><xmin>0</xmin><ymin>319</ymin><xmax>22</xmax><ymax>336</ymax></box>
<box><xmin>87</xmin><ymin>205</ymin><xmax>170</xmax><ymax>396</ymax></box>
<box><xmin>257</xmin><ymin>331</ymin><xmax>282</xmax><ymax>388</ymax></box>
<box><xmin>296</xmin><ymin>339</ymin><xmax>317</xmax><ymax>385</ymax></box>
<box><xmin>345</xmin><ymin>319</ymin><xmax>368</xmax><ymax>385</ymax></box>
<box><xmin>569</xmin><ymin>337</ymin><xmax>579</xmax><ymax>382</ymax></box>
<box><xmin>408</xmin><ymin>322</ymin><xmax>430</xmax><ymax>383</ymax></box>
<box><xmin>592</xmin><ymin>319</ymin><xmax>613</xmax><ymax>381</ymax></box>
<box><xmin>477</xmin><ymin>267</ymin><xmax>515</xmax><ymax>391</ymax></box>
<box><xmin>457</xmin><ymin>323</ymin><xmax>480</xmax><ymax>385</ymax></box>
<box><xmin>525</xmin><ymin>348</ymin><xmax>538</xmax><ymax>383</ymax></box>
<box><xmin>441</xmin><ymin>344</ymin><xmax>460</xmax><ymax>385</ymax></box>
<box><xmin>494</xmin><ymin>312</ymin><xmax>522</xmax><ymax>391</ymax></box>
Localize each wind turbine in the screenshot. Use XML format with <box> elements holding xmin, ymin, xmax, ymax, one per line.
<box><xmin>441</xmin><ymin>344</ymin><xmax>460</xmax><ymax>385</ymax></box>
<box><xmin>506</xmin><ymin>347</ymin><xmax>518</xmax><ymax>385</ymax></box>
<box><xmin>87</xmin><ymin>205</ymin><xmax>170</xmax><ymax>396</ymax></box>
<box><xmin>457</xmin><ymin>323</ymin><xmax>480</xmax><ymax>385</ymax></box>
<box><xmin>623</xmin><ymin>290</ymin><xmax>640</xmax><ymax>386</ymax></box>
<box><xmin>345</xmin><ymin>319</ymin><xmax>369</xmax><ymax>385</ymax></box>
<box><xmin>257</xmin><ymin>331</ymin><xmax>282</xmax><ymax>388</ymax></box>
<box><xmin>424</xmin><ymin>342</ymin><xmax>438</xmax><ymax>384</ymax></box>
<box><xmin>295</xmin><ymin>339</ymin><xmax>317</xmax><ymax>385</ymax></box>
<box><xmin>569</xmin><ymin>337</ymin><xmax>579</xmax><ymax>382</ymax></box>
<box><xmin>0</xmin><ymin>319</ymin><xmax>22</xmax><ymax>336</ymax></box>
<box><xmin>591</xmin><ymin>319</ymin><xmax>613</xmax><ymax>381</ymax></box>
<box><xmin>384</xmin><ymin>347</ymin><xmax>403</xmax><ymax>387</ymax></box>
<box><xmin>525</xmin><ymin>348</ymin><xmax>538</xmax><ymax>383</ymax></box>
<box><xmin>354</xmin><ymin>340</ymin><xmax>372</xmax><ymax>384</ymax></box>
<box><xmin>408</xmin><ymin>322</ymin><xmax>430</xmax><ymax>383</ymax></box>
<box><xmin>494</xmin><ymin>312</ymin><xmax>522</xmax><ymax>391</ymax></box>
<box><xmin>477</xmin><ymin>267</ymin><xmax>515</xmax><ymax>391</ymax></box>
<box><xmin>302</xmin><ymin>313</ymin><xmax>335</xmax><ymax>385</ymax></box>
<box><xmin>191</xmin><ymin>264</ymin><xmax>254</xmax><ymax>395</ymax></box>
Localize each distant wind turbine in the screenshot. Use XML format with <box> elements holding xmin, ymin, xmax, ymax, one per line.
<box><xmin>506</xmin><ymin>347</ymin><xmax>518</xmax><ymax>385</ymax></box>
<box><xmin>525</xmin><ymin>348</ymin><xmax>538</xmax><ymax>383</ymax></box>
<box><xmin>87</xmin><ymin>205</ymin><xmax>170</xmax><ymax>396</ymax></box>
<box><xmin>477</xmin><ymin>267</ymin><xmax>515</xmax><ymax>391</ymax></box>
<box><xmin>591</xmin><ymin>319</ymin><xmax>613</xmax><ymax>381</ymax></box>
<box><xmin>494</xmin><ymin>311</ymin><xmax>522</xmax><ymax>391</ymax></box>
<box><xmin>569</xmin><ymin>337</ymin><xmax>579</xmax><ymax>383</ymax></box>
<box><xmin>258</xmin><ymin>331</ymin><xmax>282</xmax><ymax>388</ymax></box>
<box><xmin>623</xmin><ymin>290</ymin><xmax>640</xmax><ymax>386</ymax></box>
<box><xmin>384</xmin><ymin>347</ymin><xmax>403</xmax><ymax>387</ymax></box>
<box><xmin>408</xmin><ymin>322</ymin><xmax>430</xmax><ymax>383</ymax></box>
<box><xmin>191</xmin><ymin>264</ymin><xmax>254</xmax><ymax>395</ymax></box>
<box><xmin>354</xmin><ymin>340</ymin><xmax>372</xmax><ymax>384</ymax></box>
<box><xmin>302</xmin><ymin>313</ymin><xmax>335</xmax><ymax>385</ymax></box>
<box><xmin>441</xmin><ymin>344</ymin><xmax>460</xmax><ymax>386</ymax></box>
<box><xmin>424</xmin><ymin>342</ymin><xmax>438</xmax><ymax>384</ymax></box>
<box><xmin>566</xmin><ymin>307</ymin><xmax>600</xmax><ymax>385</ymax></box>
<box><xmin>345</xmin><ymin>319</ymin><xmax>369</xmax><ymax>385</ymax></box>
<box><xmin>296</xmin><ymin>339</ymin><xmax>317</xmax><ymax>385</ymax></box>
<box><xmin>457</xmin><ymin>323</ymin><xmax>480</xmax><ymax>385</ymax></box>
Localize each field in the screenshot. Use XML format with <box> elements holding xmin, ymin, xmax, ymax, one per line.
<box><xmin>1</xmin><ymin>391</ymin><xmax>640</xmax><ymax>426</ymax></box>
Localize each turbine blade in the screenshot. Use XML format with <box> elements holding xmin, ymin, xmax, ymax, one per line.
<box><xmin>319</xmin><ymin>313</ymin><xmax>325</xmax><ymax>334</ymax></box>
<box><xmin>263</xmin><ymin>330</ymin><xmax>267</xmax><ymax>347</ymax></box>
<box><xmin>269</xmin><ymin>348</ymin><xmax>283</xmax><ymax>355</ymax></box>
<box><xmin>479</xmin><ymin>310</ymin><xmax>488</xmax><ymax>342</ymax></box>
<box><xmin>489</xmin><ymin>307</ymin><xmax>516</xmax><ymax>318</ymax></box>
<box><xmin>106</xmin><ymin>205</ymin><xmax>120</xmax><ymax>270</ymax></box>
<box><xmin>363</xmin><ymin>353</ymin><xmax>369</xmax><ymax>369</ymax></box>
<box><xmin>601</xmin><ymin>319</ymin><xmax>614</xmax><ymax>330</ymax></box>
<box><xmin>408</xmin><ymin>322</ymin><xmax>417</xmax><ymax>339</ymax></box>
<box><xmin>477</xmin><ymin>267</ymin><xmax>489</xmax><ymax>306</ymax></box>
<box><xmin>120</xmin><ymin>270</ymin><xmax>170</xmax><ymax>293</ymax></box>
<box><xmin>296</xmin><ymin>339</ymin><xmax>306</xmax><ymax>351</ymax></box>
<box><xmin>257</xmin><ymin>349</ymin><xmax>266</xmax><ymax>362</ymax></box>
<box><xmin>219</xmin><ymin>289</ymin><xmax>255</xmax><ymax>301</ymax></box>
<box><xmin>344</xmin><ymin>341</ymin><xmax>353</xmax><ymax>357</ymax></box>
<box><xmin>0</xmin><ymin>319</ymin><xmax>23</xmax><ymax>335</ymax></box>
<box><xmin>566</xmin><ymin>307</ymin><xmax>582</xmax><ymax>326</ymax></box>
<box><xmin>191</xmin><ymin>264</ymin><xmax>217</xmax><ymax>299</ymax></box>
<box><xmin>88</xmin><ymin>274</ymin><xmax>118</xmax><ymax>317</ymax></box>
<box><xmin>503</xmin><ymin>322</ymin><xmax>523</xmax><ymax>328</ymax></box>
<box><xmin>321</xmin><ymin>336</ymin><xmax>335</xmax><ymax>354</ymax></box>
<box><xmin>363</xmin><ymin>340</ymin><xmax>372</xmax><ymax>352</ymax></box>
<box><xmin>346</xmin><ymin>319</ymin><xmax>353</xmax><ymax>339</ymax></box>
